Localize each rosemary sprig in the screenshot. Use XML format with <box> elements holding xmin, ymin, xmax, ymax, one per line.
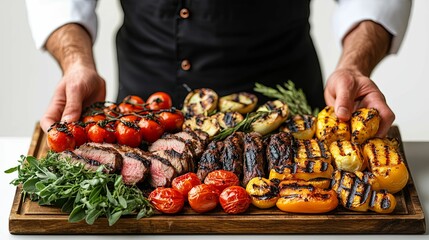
<box><xmin>5</xmin><ymin>153</ymin><xmax>153</xmax><ymax>226</ymax></box>
<box><xmin>213</xmin><ymin>111</ymin><xmax>268</xmax><ymax>141</ymax></box>
<box><xmin>254</xmin><ymin>80</ymin><xmax>318</xmax><ymax>116</ymax></box>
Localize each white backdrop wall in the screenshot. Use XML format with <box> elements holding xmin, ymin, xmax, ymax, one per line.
<box><xmin>1</xmin><ymin>1</ymin><xmax>428</xmax><ymax>141</ymax></box>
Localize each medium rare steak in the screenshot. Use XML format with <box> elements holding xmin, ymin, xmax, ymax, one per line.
<box><xmin>60</xmin><ymin>150</ymin><xmax>107</xmax><ymax>172</ymax></box>
<box><xmin>197</xmin><ymin>140</ymin><xmax>224</xmax><ymax>181</ymax></box>
<box><xmin>242</xmin><ymin>132</ymin><xmax>265</xmax><ymax>186</ymax></box>
<box><xmin>148</xmin><ymin>135</ymin><xmax>195</xmax><ymax>158</ymax></box>
<box><xmin>266</xmin><ymin>132</ymin><xmax>294</xmax><ymax>171</ymax></box>
<box><xmin>73</xmin><ymin>143</ymin><xmax>122</xmax><ymax>173</ymax></box>
<box><xmin>145</xmin><ymin>154</ymin><xmax>176</xmax><ymax>188</ymax></box>
<box><xmin>152</xmin><ymin>149</ymin><xmax>193</xmax><ymax>175</ymax></box>
<box><xmin>174</xmin><ymin>131</ymin><xmax>205</xmax><ymax>158</ymax></box>
<box><xmin>220</xmin><ymin>131</ymin><xmax>244</xmax><ymax>180</ymax></box>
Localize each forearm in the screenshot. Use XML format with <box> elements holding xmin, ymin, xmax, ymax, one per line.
<box><xmin>336</xmin><ymin>20</ymin><xmax>392</xmax><ymax>77</ymax></box>
<box><xmin>45</xmin><ymin>23</ymin><xmax>96</xmax><ymax>73</ymax></box>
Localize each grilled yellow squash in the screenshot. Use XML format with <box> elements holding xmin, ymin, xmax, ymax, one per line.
<box><xmin>362</xmin><ymin>138</ymin><xmax>409</xmax><ymax>194</ymax></box>
<box><xmin>213</xmin><ymin>111</ymin><xmax>244</xmax><ymax>130</ymax></box>
<box><xmin>251</xmin><ymin>100</ymin><xmax>289</xmax><ymax>135</ymax></box>
<box><xmin>269</xmin><ymin>160</ymin><xmax>334</xmax><ymax>182</ymax></box>
<box><xmin>294</xmin><ymin>139</ymin><xmax>331</xmax><ymax>164</ymax></box>
<box><xmin>218</xmin><ymin>92</ymin><xmax>258</xmax><ymax>114</ymax></box>
<box><xmin>245</xmin><ymin>177</ymin><xmax>279</xmax><ymax>209</ymax></box>
<box><xmin>329</xmin><ymin>140</ymin><xmax>366</xmax><ymax>172</ymax></box>
<box><xmin>316</xmin><ymin>106</ymin><xmax>351</xmax><ymax>146</ymax></box>
<box><xmin>351</xmin><ymin>108</ymin><xmax>380</xmax><ymax>144</ymax></box>
<box><xmin>182</xmin><ymin>88</ymin><xmax>218</xmax><ymax>117</ymax></box>
<box><xmin>183</xmin><ymin>114</ymin><xmax>221</xmax><ymax>138</ymax></box>
<box><xmin>280</xmin><ymin>114</ymin><xmax>316</xmax><ymax>140</ymax></box>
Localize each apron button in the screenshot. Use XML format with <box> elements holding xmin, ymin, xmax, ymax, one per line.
<box><xmin>180</xmin><ymin>8</ymin><xmax>190</xmax><ymax>19</ymax></box>
<box><xmin>181</xmin><ymin>60</ymin><xmax>191</xmax><ymax>71</ymax></box>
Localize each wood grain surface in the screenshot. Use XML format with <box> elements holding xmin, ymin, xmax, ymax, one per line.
<box><xmin>8</xmin><ymin>124</ymin><xmax>426</xmax><ymax>234</ymax></box>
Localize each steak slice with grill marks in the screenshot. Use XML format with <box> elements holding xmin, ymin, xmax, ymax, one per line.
<box><xmin>73</xmin><ymin>143</ymin><xmax>122</xmax><ymax>173</ymax></box>
<box><xmin>242</xmin><ymin>132</ymin><xmax>266</xmax><ymax>186</ymax></box>
<box><xmin>197</xmin><ymin>140</ymin><xmax>224</xmax><ymax>182</ymax></box>
<box><xmin>148</xmin><ymin>135</ymin><xmax>195</xmax><ymax>158</ymax></box>
<box><xmin>266</xmin><ymin>132</ymin><xmax>294</xmax><ymax>171</ymax></box>
<box><xmin>220</xmin><ymin>131</ymin><xmax>244</xmax><ymax>180</ymax></box>
<box><xmin>152</xmin><ymin>149</ymin><xmax>193</xmax><ymax>175</ymax></box>
<box><xmin>60</xmin><ymin>150</ymin><xmax>108</xmax><ymax>172</ymax></box>
<box><xmin>174</xmin><ymin>131</ymin><xmax>205</xmax><ymax>158</ymax></box>
<box><xmin>144</xmin><ymin>154</ymin><xmax>177</xmax><ymax>188</ymax></box>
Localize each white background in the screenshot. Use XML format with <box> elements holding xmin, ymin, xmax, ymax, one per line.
<box><xmin>1</xmin><ymin>0</ymin><xmax>428</xmax><ymax>141</ymax></box>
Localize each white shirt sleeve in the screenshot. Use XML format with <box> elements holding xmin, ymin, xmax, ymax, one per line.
<box><xmin>25</xmin><ymin>0</ymin><xmax>98</xmax><ymax>49</ymax></box>
<box><xmin>333</xmin><ymin>0</ymin><xmax>412</xmax><ymax>54</ymax></box>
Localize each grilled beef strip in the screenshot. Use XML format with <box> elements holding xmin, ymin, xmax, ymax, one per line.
<box><xmin>144</xmin><ymin>154</ymin><xmax>177</xmax><ymax>188</ymax></box>
<box><xmin>242</xmin><ymin>132</ymin><xmax>266</xmax><ymax>186</ymax></box>
<box><xmin>220</xmin><ymin>131</ymin><xmax>244</xmax><ymax>180</ymax></box>
<box><xmin>73</xmin><ymin>143</ymin><xmax>123</xmax><ymax>173</ymax></box>
<box><xmin>197</xmin><ymin>140</ymin><xmax>224</xmax><ymax>182</ymax></box>
<box><xmin>59</xmin><ymin>150</ymin><xmax>108</xmax><ymax>172</ymax></box>
<box><xmin>148</xmin><ymin>135</ymin><xmax>195</xmax><ymax>159</ymax></box>
<box><xmin>174</xmin><ymin>131</ymin><xmax>205</xmax><ymax>158</ymax></box>
<box><xmin>152</xmin><ymin>149</ymin><xmax>193</xmax><ymax>175</ymax></box>
<box><xmin>266</xmin><ymin>132</ymin><xmax>294</xmax><ymax>171</ymax></box>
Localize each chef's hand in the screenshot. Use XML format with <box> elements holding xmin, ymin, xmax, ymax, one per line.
<box><xmin>326</xmin><ymin>20</ymin><xmax>394</xmax><ymax>137</ymax></box>
<box><xmin>40</xmin><ymin>64</ymin><xmax>106</xmax><ymax>132</ymax></box>
<box><xmin>324</xmin><ymin>68</ymin><xmax>394</xmax><ymax>137</ymax></box>
<box><xmin>41</xmin><ymin>23</ymin><xmax>105</xmax><ymax>132</ymax></box>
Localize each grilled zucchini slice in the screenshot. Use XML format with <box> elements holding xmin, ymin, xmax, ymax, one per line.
<box><xmin>280</xmin><ymin>114</ymin><xmax>316</xmax><ymax>140</ymax></box>
<box><xmin>218</xmin><ymin>92</ymin><xmax>258</xmax><ymax>114</ymax></box>
<box><xmin>251</xmin><ymin>100</ymin><xmax>289</xmax><ymax>135</ymax></box>
<box><xmin>213</xmin><ymin>111</ymin><xmax>244</xmax><ymax>130</ymax></box>
<box><xmin>182</xmin><ymin>88</ymin><xmax>218</xmax><ymax>117</ymax></box>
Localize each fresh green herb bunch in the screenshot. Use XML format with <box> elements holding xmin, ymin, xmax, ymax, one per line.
<box><xmin>254</xmin><ymin>80</ymin><xmax>318</xmax><ymax>116</ymax></box>
<box><xmin>5</xmin><ymin>153</ymin><xmax>153</xmax><ymax>226</ymax></box>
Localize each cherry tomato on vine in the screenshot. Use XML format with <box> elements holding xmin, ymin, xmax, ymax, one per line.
<box><xmin>146</xmin><ymin>92</ymin><xmax>172</xmax><ymax>111</ymax></box>
<box><xmin>204</xmin><ymin>170</ymin><xmax>240</xmax><ymax>192</ymax></box>
<box><xmin>115</xmin><ymin>119</ymin><xmax>142</xmax><ymax>147</ymax></box>
<box><xmin>172</xmin><ymin>172</ymin><xmax>202</xmax><ymax>201</ymax></box>
<box><xmin>138</xmin><ymin>116</ymin><xmax>164</xmax><ymax>143</ymax></box>
<box><xmin>149</xmin><ymin>187</ymin><xmax>185</xmax><ymax>214</ymax></box>
<box><xmin>188</xmin><ymin>184</ymin><xmax>220</xmax><ymax>213</ymax></box>
<box><xmin>219</xmin><ymin>186</ymin><xmax>251</xmax><ymax>214</ymax></box>
<box><xmin>157</xmin><ymin>109</ymin><xmax>184</xmax><ymax>132</ymax></box>
<box><xmin>118</xmin><ymin>95</ymin><xmax>145</xmax><ymax>113</ymax></box>
<box><xmin>103</xmin><ymin>103</ymin><xmax>119</xmax><ymax>118</ymax></box>
<box><xmin>87</xmin><ymin>121</ymin><xmax>116</xmax><ymax>143</ymax></box>
<box><xmin>47</xmin><ymin>122</ymin><xmax>76</xmax><ymax>152</ymax></box>
<box><xmin>67</xmin><ymin>122</ymin><xmax>87</xmax><ymax>147</ymax></box>
<box><xmin>82</xmin><ymin>114</ymin><xmax>106</xmax><ymax>133</ymax></box>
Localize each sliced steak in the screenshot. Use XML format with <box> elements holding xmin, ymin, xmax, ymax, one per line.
<box><xmin>144</xmin><ymin>154</ymin><xmax>177</xmax><ymax>188</ymax></box>
<box><xmin>197</xmin><ymin>140</ymin><xmax>224</xmax><ymax>181</ymax></box>
<box><xmin>152</xmin><ymin>149</ymin><xmax>193</xmax><ymax>175</ymax></box>
<box><xmin>221</xmin><ymin>131</ymin><xmax>244</xmax><ymax>180</ymax></box>
<box><xmin>73</xmin><ymin>143</ymin><xmax>122</xmax><ymax>173</ymax></box>
<box><xmin>266</xmin><ymin>132</ymin><xmax>294</xmax><ymax>171</ymax></box>
<box><xmin>60</xmin><ymin>150</ymin><xmax>108</xmax><ymax>172</ymax></box>
<box><xmin>148</xmin><ymin>135</ymin><xmax>195</xmax><ymax>158</ymax></box>
<box><xmin>242</xmin><ymin>132</ymin><xmax>266</xmax><ymax>186</ymax></box>
<box><xmin>174</xmin><ymin>131</ymin><xmax>205</xmax><ymax>158</ymax></box>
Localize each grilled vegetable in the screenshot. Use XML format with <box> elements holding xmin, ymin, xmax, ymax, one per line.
<box><xmin>276</xmin><ymin>180</ymin><xmax>338</xmax><ymax>213</ymax></box>
<box><xmin>331</xmin><ymin>170</ymin><xmax>397</xmax><ymax>213</ymax></box>
<box><xmin>280</xmin><ymin>114</ymin><xmax>316</xmax><ymax>140</ymax></box>
<box><xmin>294</xmin><ymin>139</ymin><xmax>332</xmax><ymax>164</ymax></box>
<box><xmin>351</xmin><ymin>108</ymin><xmax>380</xmax><ymax>144</ymax></box>
<box><xmin>316</xmin><ymin>106</ymin><xmax>350</xmax><ymax>145</ymax></box>
<box><xmin>362</xmin><ymin>138</ymin><xmax>409</xmax><ymax>193</ymax></box>
<box><xmin>182</xmin><ymin>88</ymin><xmax>218</xmax><ymax>117</ymax></box>
<box><xmin>268</xmin><ymin>160</ymin><xmax>334</xmax><ymax>182</ymax></box>
<box><xmin>183</xmin><ymin>115</ymin><xmax>221</xmax><ymax>138</ymax></box>
<box><xmin>218</xmin><ymin>92</ymin><xmax>258</xmax><ymax>114</ymax></box>
<box><xmin>213</xmin><ymin>111</ymin><xmax>244</xmax><ymax>130</ymax></box>
<box><xmin>245</xmin><ymin>177</ymin><xmax>279</xmax><ymax>209</ymax></box>
<box><xmin>329</xmin><ymin>140</ymin><xmax>366</xmax><ymax>172</ymax></box>
<box><xmin>251</xmin><ymin>100</ymin><xmax>289</xmax><ymax>135</ymax></box>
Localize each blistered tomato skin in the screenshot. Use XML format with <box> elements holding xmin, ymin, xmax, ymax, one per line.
<box><xmin>188</xmin><ymin>184</ymin><xmax>220</xmax><ymax>213</ymax></box>
<box><xmin>219</xmin><ymin>186</ymin><xmax>251</xmax><ymax>214</ymax></box>
<box><xmin>87</xmin><ymin>122</ymin><xmax>116</xmax><ymax>143</ymax></box>
<box><xmin>47</xmin><ymin>122</ymin><xmax>76</xmax><ymax>152</ymax></box>
<box><xmin>149</xmin><ymin>187</ymin><xmax>185</xmax><ymax>214</ymax></box>
<box><xmin>204</xmin><ymin>170</ymin><xmax>240</xmax><ymax>192</ymax></box>
<box><xmin>147</xmin><ymin>92</ymin><xmax>173</xmax><ymax>111</ymax></box>
<box><xmin>67</xmin><ymin>122</ymin><xmax>87</xmax><ymax>147</ymax></box>
<box><xmin>158</xmin><ymin>109</ymin><xmax>185</xmax><ymax>132</ymax></box>
<box><xmin>172</xmin><ymin>172</ymin><xmax>202</xmax><ymax>201</ymax></box>
<box><xmin>115</xmin><ymin>120</ymin><xmax>142</xmax><ymax>148</ymax></box>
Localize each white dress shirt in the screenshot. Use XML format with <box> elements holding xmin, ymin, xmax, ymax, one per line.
<box><xmin>26</xmin><ymin>0</ymin><xmax>412</xmax><ymax>54</ymax></box>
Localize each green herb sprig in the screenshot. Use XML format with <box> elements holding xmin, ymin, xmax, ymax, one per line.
<box><xmin>254</xmin><ymin>80</ymin><xmax>318</xmax><ymax>116</ymax></box>
<box><xmin>5</xmin><ymin>153</ymin><xmax>153</xmax><ymax>226</ymax></box>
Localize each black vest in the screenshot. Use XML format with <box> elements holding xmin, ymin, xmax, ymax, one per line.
<box><xmin>116</xmin><ymin>0</ymin><xmax>325</xmax><ymax>109</ymax></box>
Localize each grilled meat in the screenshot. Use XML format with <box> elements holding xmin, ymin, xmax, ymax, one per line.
<box><xmin>197</xmin><ymin>140</ymin><xmax>224</xmax><ymax>181</ymax></box>
<box><xmin>220</xmin><ymin>131</ymin><xmax>244</xmax><ymax>179</ymax></box>
<box><xmin>351</xmin><ymin>108</ymin><xmax>380</xmax><ymax>144</ymax></box>
<box><xmin>266</xmin><ymin>132</ymin><xmax>294</xmax><ymax>171</ymax></box>
<box><xmin>174</xmin><ymin>131</ymin><xmax>205</xmax><ymax>158</ymax></box>
<box><xmin>316</xmin><ymin>106</ymin><xmax>351</xmax><ymax>145</ymax></box>
<box><xmin>149</xmin><ymin>134</ymin><xmax>195</xmax><ymax>158</ymax></box>
<box><xmin>145</xmin><ymin>154</ymin><xmax>177</xmax><ymax>188</ymax></box>
<box><xmin>294</xmin><ymin>139</ymin><xmax>331</xmax><ymax>164</ymax></box>
<box><xmin>152</xmin><ymin>149</ymin><xmax>192</xmax><ymax>175</ymax></box>
<box><xmin>329</xmin><ymin>140</ymin><xmax>366</xmax><ymax>172</ymax></box>
<box><xmin>281</xmin><ymin>114</ymin><xmax>316</xmax><ymax>140</ymax></box>
<box><xmin>60</xmin><ymin>150</ymin><xmax>106</xmax><ymax>172</ymax></box>
<box><xmin>73</xmin><ymin>143</ymin><xmax>122</xmax><ymax>173</ymax></box>
<box><xmin>242</xmin><ymin>132</ymin><xmax>266</xmax><ymax>186</ymax></box>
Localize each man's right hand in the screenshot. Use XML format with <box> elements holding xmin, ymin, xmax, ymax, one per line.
<box><xmin>41</xmin><ymin>23</ymin><xmax>105</xmax><ymax>133</ymax></box>
<box><xmin>40</xmin><ymin>64</ymin><xmax>106</xmax><ymax>132</ymax></box>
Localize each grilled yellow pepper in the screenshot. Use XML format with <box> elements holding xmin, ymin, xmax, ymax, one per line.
<box><xmin>316</xmin><ymin>106</ymin><xmax>351</xmax><ymax>146</ymax></box>
<box><xmin>351</xmin><ymin>108</ymin><xmax>380</xmax><ymax>144</ymax></box>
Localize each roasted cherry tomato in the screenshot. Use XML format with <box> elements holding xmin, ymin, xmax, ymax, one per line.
<box><xmin>103</xmin><ymin>103</ymin><xmax>119</xmax><ymax>118</ymax></box>
<box><xmin>118</xmin><ymin>95</ymin><xmax>145</xmax><ymax>113</ymax></box>
<box><xmin>147</xmin><ymin>92</ymin><xmax>173</xmax><ymax>111</ymax></box>
<box><xmin>204</xmin><ymin>170</ymin><xmax>240</xmax><ymax>192</ymax></box>
<box><xmin>82</xmin><ymin>114</ymin><xmax>106</xmax><ymax>133</ymax></box>
<box><xmin>67</xmin><ymin>122</ymin><xmax>87</xmax><ymax>147</ymax></box>
<box><xmin>157</xmin><ymin>109</ymin><xmax>184</xmax><ymax>132</ymax></box>
<box><xmin>115</xmin><ymin>119</ymin><xmax>142</xmax><ymax>147</ymax></box>
<box><xmin>47</xmin><ymin>122</ymin><xmax>76</xmax><ymax>152</ymax></box>
<box><xmin>219</xmin><ymin>186</ymin><xmax>251</xmax><ymax>214</ymax></box>
<box><xmin>87</xmin><ymin>121</ymin><xmax>116</xmax><ymax>143</ymax></box>
<box><xmin>172</xmin><ymin>172</ymin><xmax>202</xmax><ymax>201</ymax></box>
<box><xmin>138</xmin><ymin>116</ymin><xmax>164</xmax><ymax>143</ymax></box>
<box><xmin>245</xmin><ymin>177</ymin><xmax>279</xmax><ymax>209</ymax></box>
<box><xmin>148</xmin><ymin>187</ymin><xmax>185</xmax><ymax>214</ymax></box>
<box><xmin>188</xmin><ymin>184</ymin><xmax>220</xmax><ymax>213</ymax></box>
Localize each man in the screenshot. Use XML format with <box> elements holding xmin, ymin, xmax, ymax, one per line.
<box><xmin>26</xmin><ymin>0</ymin><xmax>411</xmax><ymax>137</ymax></box>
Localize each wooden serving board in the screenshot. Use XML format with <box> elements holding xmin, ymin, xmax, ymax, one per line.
<box><xmin>9</xmin><ymin>124</ymin><xmax>426</xmax><ymax>234</ymax></box>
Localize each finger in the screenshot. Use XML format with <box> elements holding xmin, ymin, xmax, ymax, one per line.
<box><xmin>61</xmin><ymin>83</ymin><xmax>85</xmax><ymax>123</ymax></box>
<box><xmin>326</xmin><ymin>72</ymin><xmax>358</xmax><ymax>121</ymax></box>
<box><xmin>40</xmin><ymin>87</ymin><xmax>67</xmax><ymax>133</ymax></box>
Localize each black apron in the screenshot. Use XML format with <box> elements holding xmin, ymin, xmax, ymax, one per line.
<box><xmin>116</xmin><ymin>0</ymin><xmax>325</xmax><ymax>110</ymax></box>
